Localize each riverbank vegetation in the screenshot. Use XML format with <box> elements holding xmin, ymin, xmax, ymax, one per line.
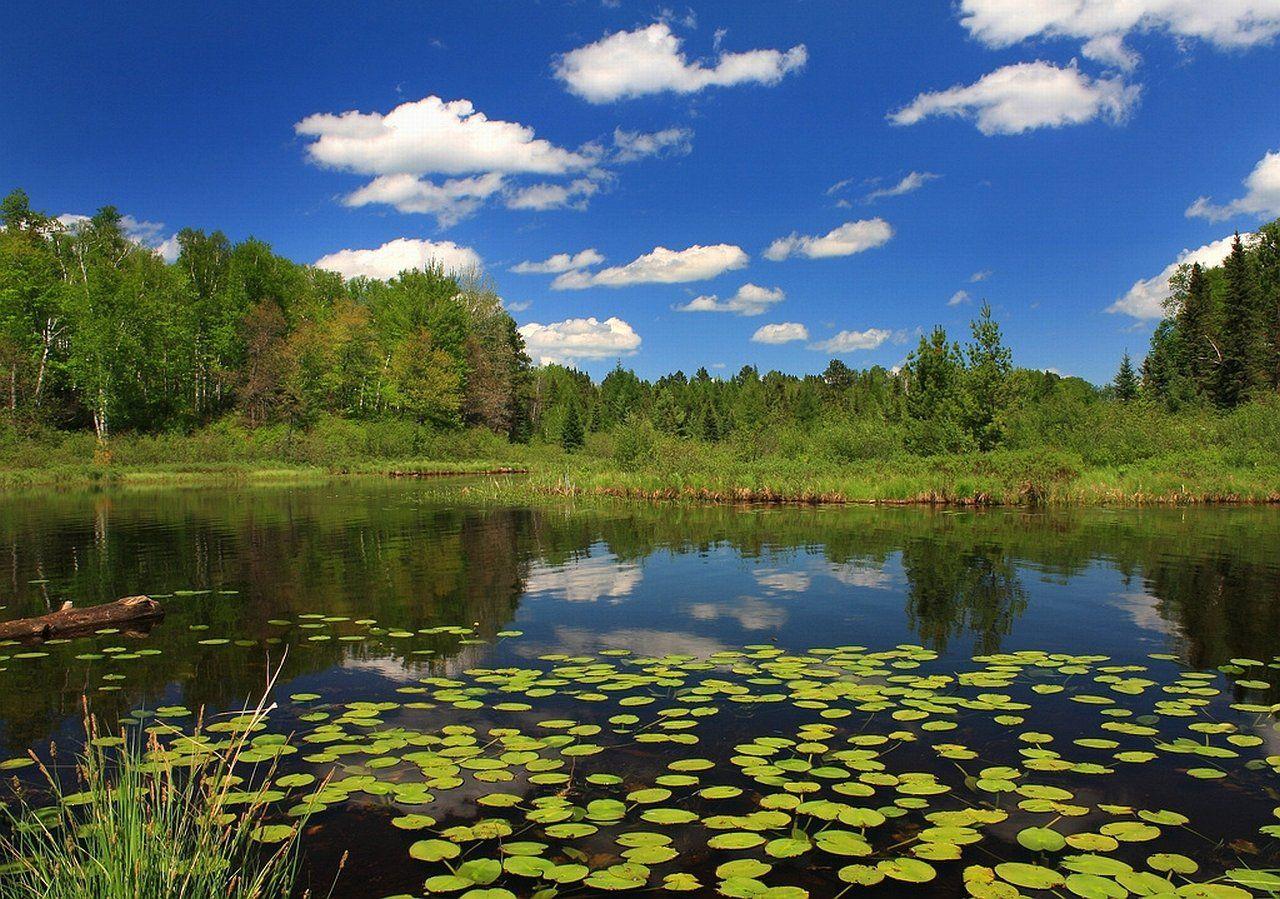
<box><xmin>2</xmin><ymin>189</ymin><xmax>1278</xmax><ymax>503</ymax></box>
<box><xmin>0</xmin><ymin>696</ymin><xmax>305</xmax><ymax>898</ymax></box>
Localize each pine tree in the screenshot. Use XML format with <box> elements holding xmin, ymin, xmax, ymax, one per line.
<box><xmin>1215</xmin><ymin>233</ymin><xmax>1265</xmax><ymax>408</ymax></box>
<box><xmin>1176</xmin><ymin>263</ymin><xmax>1217</xmax><ymax>396</ymax></box>
<box><xmin>1114</xmin><ymin>351</ymin><xmax>1139</xmax><ymax>401</ymax></box>
<box><xmin>560</xmin><ymin>402</ymin><xmax>584</xmax><ymax>452</ymax></box>
<box><xmin>699</xmin><ymin>402</ymin><xmax>721</xmax><ymax>442</ymax></box>
<box><xmin>963</xmin><ymin>303</ymin><xmax>1012</xmax><ymax>450</ymax></box>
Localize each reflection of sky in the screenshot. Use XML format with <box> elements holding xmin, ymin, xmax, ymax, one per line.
<box><xmin>500</xmin><ymin>543</ymin><xmax>1188</xmax><ymax>669</ymax></box>
<box><xmin>523</xmin><ymin>550</ymin><xmax>642</xmax><ymax>603</ymax></box>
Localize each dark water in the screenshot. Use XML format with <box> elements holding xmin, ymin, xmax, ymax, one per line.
<box><xmin>1</xmin><ymin>482</ymin><xmax>1279</xmax><ymax>896</ymax></box>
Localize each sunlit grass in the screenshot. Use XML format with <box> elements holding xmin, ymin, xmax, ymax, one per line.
<box><xmin>0</xmin><ymin>689</ymin><xmax>311</xmax><ymax>899</ymax></box>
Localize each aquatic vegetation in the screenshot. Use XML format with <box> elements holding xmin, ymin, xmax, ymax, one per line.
<box><xmin>0</xmin><ymin>693</ymin><xmax>305</xmax><ymax>899</ymax></box>
<box><xmin>16</xmin><ymin>632</ymin><xmax>1280</xmax><ymax>898</ymax></box>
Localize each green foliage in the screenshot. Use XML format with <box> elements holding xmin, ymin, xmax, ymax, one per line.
<box><xmin>1142</xmin><ymin>224</ymin><xmax>1280</xmax><ymax>410</ymax></box>
<box><xmin>0</xmin><ymin>190</ymin><xmax>529</xmax><ymax>440</ymax></box>
<box><xmin>1113</xmin><ymin>351</ymin><xmax>1139</xmax><ymax>401</ymax></box>
<box><xmin>560</xmin><ymin>402</ymin><xmax>585</xmax><ymax>452</ymax></box>
<box><xmin>0</xmin><ymin>697</ymin><xmax>302</xmax><ymax>899</ymax></box>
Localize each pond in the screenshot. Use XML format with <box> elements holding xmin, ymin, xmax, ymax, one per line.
<box><xmin>1</xmin><ymin>481</ymin><xmax>1278</xmax><ymax>897</ymax></box>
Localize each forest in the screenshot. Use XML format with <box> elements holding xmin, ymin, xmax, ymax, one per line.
<box><xmin>2</xmin><ymin>188</ymin><xmax>1280</xmax><ymax>499</ymax></box>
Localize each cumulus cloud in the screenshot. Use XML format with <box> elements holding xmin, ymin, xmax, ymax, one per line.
<box><xmin>808</xmin><ymin>328</ymin><xmax>893</xmax><ymax>353</ymax></box>
<box><xmin>296</xmin><ymin>95</ymin><xmax>595</xmax><ymax>177</ymax></box>
<box><xmin>676</xmin><ymin>283</ymin><xmax>785</xmax><ymax>316</ymax></box>
<box><xmin>958</xmin><ymin>0</ymin><xmax>1280</xmax><ymax>69</ymax></box>
<box><xmin>864</xmin><ymin>171</ymin><xmax>940</xmax><ymax>203</ymax></box>
<box><xmin>314</xmin><ymin>237</ymin><xmax>481</xmax><ymax>281</ymax></box>
<box><xmin>342</xmin><ymin>172</ymin><xmax>506</xmax><ymax>225</ymax></box>
<box><xmin>295</xmin><ymin>95</ymin><xmax>623</xmax><ymax>224</ymax></box>
<box><xmin>764</xmin><ymin>219</ymin><xmax>893</xmax><ymax>261</ymax></box>
<box><xmin>518</xmin><ymin>316</ymin><xmax>641</xmax><ymax>365</ymax></box>
<box><xmin>505</xmin><ymin>177</ymin><xmax>603</xmax><ymax>212</ymax></box>
<box><xmin>970</xmin><ymin>269</ymin><xmax>993</xmax><ymax>282</ymax></box>
<box><xmin>57</xmin><ymin>212</ymin><xmax>180</xmax><ymax>262</ymax></box>
<box><xmin>1107</xmin><ymin>233</ymin><xmax>1240</xmax><ymax>319</ymax></box>
<box><xmin>1186</xmin><ymin>150</ymin><xmax>1280</xmax><ymax>222</ymax></box>
<box><xmin>948</xmin><ymin>290</ymin><xmax>972</xmax><ymax>306</ymax></box>
<box><xmin>751</xmin><ymin>322</ymin><xmax>810</xmax><ymax>344</ymax></box>
<box><xmin>552</xmin><ymin>243</ymin><xmax>748</xmax><ymax>289</ymax></box>
<box><xmin>511</xmin><ymin>249</ymin><xmax>605</xmax><ymax>274</ymax></box>
<box><xmin>889</xmin><ymin>61</ymin><xmax>1140</xmax><ymax>135</ymax></box>
<box><xmin>554</xmin><ymin>22</ymin><xmax>807</xmax><ymax>103</ymax></box>
<box><xmin>612</xmin><ymin>126</ymin><xmax>694</xmax><ymax>162</ymax></box>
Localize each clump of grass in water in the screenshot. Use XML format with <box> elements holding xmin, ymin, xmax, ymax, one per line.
<box><xmin>0</xmin><ymin>684</ymin><xmax>318</xmax><ymax>899</ymax></box>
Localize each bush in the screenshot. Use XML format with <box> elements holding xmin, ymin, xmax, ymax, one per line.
<box><xmin>816</xmin><ymin>420</ymin><xmax>906</xmax><ymax>463</ymax></box>
<box><xmin>612</xmin><ymin>418</ymin><xmax>657</xmax><ymax>472</ymax></box>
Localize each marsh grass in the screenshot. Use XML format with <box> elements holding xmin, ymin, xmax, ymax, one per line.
<box><xmin>0</xmin><ymin>689</ymin><xmax>310</xmax><ymax>899</ymax></box>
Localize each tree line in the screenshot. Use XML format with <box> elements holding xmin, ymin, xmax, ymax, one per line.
<box><xmin>3</xmin><ymin>188</ymin><xmax>1277</xmax><ymax>458</ymax></box>
<box><xmin>1141</xmin><ymin>223</ymin><xmax>1280</xmax><ymax>408</ymax></box>
<box><xmin>0</xmin><ymin>190</ymin><xmax>531</xmax><ymax>439</ymax></box>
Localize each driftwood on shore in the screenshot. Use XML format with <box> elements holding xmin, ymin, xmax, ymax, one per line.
<box><xmin>0</xmin><ymin>595</ymin><xmax>163</xmax><ymax>643</ymax></box>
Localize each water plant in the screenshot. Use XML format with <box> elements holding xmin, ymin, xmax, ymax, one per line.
<box><xmin>0</xmin><ymin>688</ymin><xmax>306</xmax><ymax>899</ymax></box>
<box><xmin>15</xmin><ymin>627</ymin><xmax>1274</xmax><ymax>898</ymax></box>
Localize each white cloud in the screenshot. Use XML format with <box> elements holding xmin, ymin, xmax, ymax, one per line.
<box><xmin>825</xmin><ymin>178</ymin><xmax>854</xmax><ymax>196</ymax></box>
<box><xmin>864</xmin><ymin>171</ymin><xmax>940</xmax><ymax>203</ymax></box>
<box><xmin>505</xmin><ymin>177</ymin><xmax>602</xmax><ymax>211</ymax></box>
<box><xmin>948</xmin><ymin>290</ymin><xmax>972</xmax><ymax>306</ymax></box>
<box><xmin>808</xmin><ymin>328</ymin><xmax>893</xmax><ymax>353</ymax></box>
<box><xmin>552</xmin><ymin>243</ymin><xmax>748</xmax><ymax>289</ymax></box>
<box><xmin>677</xmin><ymin>283</ymin><xmax>785</xmax><ymax>316</ymax></box>
<box><xmin>342</xmin><ymin>172</ymin><xmax>506</xmax><ymax>225</ymax></box>
<box><xmin>889</xmin><ymin>61</ymin><xmax>1140</xmax><ymax>135</ymax></box>
<box><xmin>57</xmin><ymin>212</ymin><xmax>180</xmax><ymax>261</ymax></box>
<box><xmin>969</xmin><ymin>269</ymin><xmax>993</xmax><ymax>282</ymax></box>
<box><xmin>1107</xmin><ymin>233</ymin><xmax>1240</xmax><ymax>319</ymax></box>
<box><xmin>296</xmin><ymin>95</ymin><xmax>596</xmax><ymax>177</ymax></box>
<box><xmin>518</xmin><ymin>316</ymin><xmax>641</xmax><ymax>364</ymax></box>
<box><xmin>751</xmin><ymin>322</ymin><xmax>810</xmax><ymax>344</ymax></box>
<box><xmin>1186</xmin><ymin>150</ymin><xmax>1280</xmax><ymax>222</ymax></box>
<box><xmin>314</xmin><ymin>237</ymin><xmax>481</xmax><ymax>281</ymax></box>
<box><xmin>959</xmin><ymin>0</ymin><xmax>1280</xmax><ymax>69</ymax></box>
<box><xmin>765</xmin><ymin>219</ymin><xmax>893</xmax><ymax>261</ymax></box>
<box><xmin>612</xmin><ymin>126</ymin><xmax>694</xmax><ymax>162</ymax></box>
<box><xmin>511</xmin><ymin>249</ymin><xmax>605</xmax><ymax>274</ymax></box>
<box><xmin>502</xmin><ymin>299</ymin><xmax>532</xmax><ymax>313</ymax></box>
<box><xmin>554</xmin><ymin>22</ymin><xmax>807</xmax><ymax>103</ymax></box>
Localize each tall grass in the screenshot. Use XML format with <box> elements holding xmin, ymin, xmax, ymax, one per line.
<box><xmin>0</xmin><ymin>688</ymin><xmax>310</xmax><ymax>899</ymax></box>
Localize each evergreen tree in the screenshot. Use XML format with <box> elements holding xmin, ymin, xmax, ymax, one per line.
<box><xmin>1176</xmin><ymin>263</ymin><xmax>1217</xmax><ymax>395</ymax></box>
<box><xmin>1215</xmin><ymin>233</ymin><xmax>1265</xmax><ymax>407</ymax></box>
<box><xmin>963</xmin><ymin>303</ymin><xmax>1012</xmax><ymax>450</ymax></box>
<box><xmin>1114</xmin><ymin>351</ymin><xmax>1139</xmax><ymax>401</ymax></box>
<box><xmin>698</xmin><ymin>402</ymin><xmax>721</xmax><ymax>442</ymax></box>
<box><xmin>560</xmin><ymin>401</ymin><xmax>585</xmax><ymax>452</ymax></box>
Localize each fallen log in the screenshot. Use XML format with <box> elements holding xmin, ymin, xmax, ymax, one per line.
<box><xmin>0</xmin><ymin>595</ymin><xmax>163</xmax><ymax>643</ymax></box>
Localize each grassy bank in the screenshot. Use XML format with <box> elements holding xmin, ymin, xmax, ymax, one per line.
<box><xmin>2</xmin><ymin>415</ymin><xmax>1278</xmax><ymax>504</ymax></box>
<box><xmin>519</xmin><ymin>450</ymin><xmax>1280</xmax><ymax>506</ymax></box>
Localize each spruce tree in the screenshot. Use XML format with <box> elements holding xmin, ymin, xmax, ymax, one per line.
<box><xmin>1176</xmin><ymin>263</ymin><xmax>1216</xmax><ymax>396</ymax></box>
<box><xmin>1215</xmin><ymin>233</ymin><xmax>1265</xmax><ymax>408</ymax></box>
<box><xmin>1114</xmin><ymin>351</ymin><xmax>1139</xmax><ymax>401</ymax></box>
<box><xmin>560</xmin><ymin>402</ymin><xmax>584</xmax><ymax>452</ymax></box>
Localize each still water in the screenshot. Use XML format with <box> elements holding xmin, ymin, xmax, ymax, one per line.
<box><xmin>1</xmin><ymin>481</ymin><xmax>1278</xmax><ymax>896</ymax></box>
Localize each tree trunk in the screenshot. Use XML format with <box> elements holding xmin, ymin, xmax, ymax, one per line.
<box><xmin>0</xmin><ymin>595</ymin><xmax>163</xmax><ymax>642</ymax></box>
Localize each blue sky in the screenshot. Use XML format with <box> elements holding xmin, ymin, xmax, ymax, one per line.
<box><xmin>4</xmin><ymin>1</ymin><xmax>1280</xmax><ymax>383</ymax></box>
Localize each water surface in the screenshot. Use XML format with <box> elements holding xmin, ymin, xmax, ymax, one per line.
<box><xmin>1</xmin><ymin>483</ymin><xmax>1278</xmax><ymax>896</ymax></box>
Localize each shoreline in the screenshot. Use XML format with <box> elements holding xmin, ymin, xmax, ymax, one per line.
<box><xmin>2</xmin><ymin>459</ymin><xmax>1277</xmax><ymax>507</ymax></box>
